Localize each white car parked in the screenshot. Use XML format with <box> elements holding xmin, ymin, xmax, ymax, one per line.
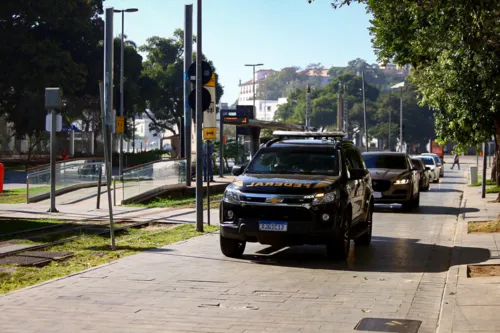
<box><xmin>422</xmin><ymin>153</ymin><xmax>444</xmax><ymax>177</ymax></box>
<box><xmin>415</xmin><ymin>155</ymin><xmax>440</xmax><ymax>183</ymax></box>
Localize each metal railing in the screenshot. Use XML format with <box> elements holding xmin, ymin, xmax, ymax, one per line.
<box><xmin>26</xmin><ymin>158</ymin><xmax>106</xmax><ymax>203</ymax></box>
<box><xmin>116</xmin><ymin>158</ymin><xmax>187</xmax><ymax>205</ymax></box>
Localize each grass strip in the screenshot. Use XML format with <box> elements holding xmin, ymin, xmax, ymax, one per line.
<box><xmin>0</xmin><ymin>223</ymin><xmax>218</xmax><ymax>294</ymax></box>
<box><xmin>468</xmin><ymin>220</ymin><xmax>500</xmax><ymax>233</ymax></box>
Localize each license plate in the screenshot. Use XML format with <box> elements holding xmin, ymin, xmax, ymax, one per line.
<box><xmin>374</xmin><ymin>192</ymin><xmax>382</xmax><ymax>199</ymax></box>
<box><xmin>259</xmin><ymin>221</ymin><xmax>288</xmax><ymax>232</ymax></box>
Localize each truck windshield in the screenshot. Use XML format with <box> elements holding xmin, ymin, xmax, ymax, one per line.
<box><xmin>246</xmin><ymin>148</ymin><xmax>340</xmax><ymax>176</ymax></box>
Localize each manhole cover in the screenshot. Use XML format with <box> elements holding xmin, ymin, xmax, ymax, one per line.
<box><xmin>22</xmin><ymin>251</ymin><xmax>74</xmax><ymax>260</ymax></box>
<box><xmin>0</xmin><ymin>251</ymin><xmax>73</xmax><ymax>267</ymax></box>
<box><xmin>0</xmin><ymin>255</ymin><xmax>51</xmax><ymax>267</ymax></box>
<box><xmin>355</xmin><ymin>318</ymin><xmax>421</xmax><ymax>333</ymax></box>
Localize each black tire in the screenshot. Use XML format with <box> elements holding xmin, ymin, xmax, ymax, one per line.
<box><xmin>355</xmin><ymin>204</ymin><xmax>373</xmax><ymax>246</ymax></box>
<box><xmin>402</xmin><ymin>201</ymin><xmax>413</xmax><ymax>211</ymax></box>
<box><xmin>327</xmin><ymin>210</ymin><xmax>351</xmax><ymax>260</ymax></box>
<box><xmin>220</xmin><ymin>235</ymin><xmax>246</xmax><ymax>258</ymax></box>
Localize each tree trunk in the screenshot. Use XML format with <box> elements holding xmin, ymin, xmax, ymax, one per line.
<box><xmin>494</xmin><ymin>118</ymin><xmax>500</xmax><ymax>202</ymax></box>
<box><xmin>492</xmin><ymin>134</ymin><xmax>498</xmax><ymax>182</ymax></box>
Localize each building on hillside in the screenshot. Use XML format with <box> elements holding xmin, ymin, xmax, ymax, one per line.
<box><xmin>238</xmin><ymin>69</ymin><xmax>277</xmax><ymax>104</ymax></box>
<box><xmin>377</xmin><ymin>62</ymin><xmax>410</xmax><ymax>76</ymax></box>
<box><xmin>298</xmin><ymin>68</ymin><xmax>332</xmax><ymax>86</ymax></box>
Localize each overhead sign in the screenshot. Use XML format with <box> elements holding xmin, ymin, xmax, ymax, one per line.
<box><xmin>188</xmin><ymin>61</ymin><xmax>213</xmax><ymax>85</ymax></box>
<box><xmin>45</xmin><ymin>113</ymin><xmax>63</xmax><ymax>132</ymax></box>
<box><xmin>115</xmin><ymin>116</ymin><xmax>125</xmax><ymax>134</ymax></box>
<box><xmin>203</xmin><ymin>127</ymin><xmax>216</xmax><ymax>140</ymax></box>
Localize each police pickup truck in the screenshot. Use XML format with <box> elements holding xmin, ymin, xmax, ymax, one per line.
<box><xmin>219</xmin><ymin>131</ymin><xmax>375</xmax><ymax>260</ymax></box>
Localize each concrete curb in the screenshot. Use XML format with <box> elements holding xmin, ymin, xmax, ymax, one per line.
<box><xmin>436</xmin><ymin>175</ymin><xmax>467</xmax><ymax>333</ymax></box>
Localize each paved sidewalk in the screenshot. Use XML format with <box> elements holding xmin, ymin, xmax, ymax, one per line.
<box><xmin>438</xmin><ymin>169</ymin><xmax>500</xmax><ymax>333</ymax></box>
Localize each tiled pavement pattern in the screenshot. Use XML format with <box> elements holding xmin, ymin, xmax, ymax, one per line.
<box><xmin>0</xmin><ymin>167</ymin><xmax>484</xmax><ymax>333</ymax></box>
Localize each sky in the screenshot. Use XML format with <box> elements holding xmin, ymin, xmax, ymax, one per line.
<box><xmin>103</xmin><ymin>0</ymin><xmax>377</xmax><ymax>105</ymax></box>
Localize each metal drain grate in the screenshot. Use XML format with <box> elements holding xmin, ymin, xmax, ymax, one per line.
<box><xmin>0</xmin><ymin>251</ymin><xmax>73</xmax><ymax>267</ymax></box>
<box><xmin>355</xmin><ymin>318</ymin><xmax>421</xmax><ymax>333</ymax></box>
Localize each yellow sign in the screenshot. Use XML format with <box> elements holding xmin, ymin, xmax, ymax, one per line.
<box><xmin>203</xmin><ymin>127</ymin><xmax>217</xmax><ymax>140</ymax></box>
<box><xmin>204</xmin><ymin>73</ymin><xmax>216</xmax><ymax>87</ymax></box>
<box><xmin>115</xmin><ymin>116</ymin><xmax>125</xmax><ymax>134</ymax></box>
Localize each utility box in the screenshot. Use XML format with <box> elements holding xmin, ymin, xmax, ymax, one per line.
<box><xmin>469</xmin><ymin>165</ymin><xmax>478</xmax><ymax>185</ymax></box>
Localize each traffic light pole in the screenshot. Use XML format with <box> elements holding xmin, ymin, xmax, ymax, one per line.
<box><xmin>195</xmin><ymin>0</ymin><xmax>204</xmax><ymax>232</ymax></box>
<box><xmin>184</xmin><ymin>4</ymin><xmax>193</xmax><ymax>187</ymax></box>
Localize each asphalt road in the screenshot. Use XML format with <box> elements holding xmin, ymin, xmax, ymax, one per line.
<box><xmin>0</xmin><ymin>164</ymin><xmax>484</xmax><ymax>333</ymax></box>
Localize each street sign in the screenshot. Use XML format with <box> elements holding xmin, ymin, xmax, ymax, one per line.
<box><xmin>45</xmin><ymin>113</ymin><xmax>62</xmax><ymax>132</ymax></box>
<box><xmin>188</xmin><ymin>61</ymin><xmax>213</xmax><ymax>85</ymax></box>
<box><xmin>203</xmin><ymin>127</ymin><xmax>216</xmax><ymax>140</ymax></box>
<box><xmin>115</xmin><ymin>116</ymin><xmax>125</xmax><ymax>134</ymax></box>
<box><xmin>205</xmin><ymin>72</ymin><xmax>216</xmax><ymax>87</ymax></box>
<box><xmin>188</xmin><ymin>88</ymin><xmax>211</xmax><ymax>111</ymax></box>
<box><xmin>203</xmin><ymin>74</ymin><xmax>217</xmax><ymax>128</ymax></box>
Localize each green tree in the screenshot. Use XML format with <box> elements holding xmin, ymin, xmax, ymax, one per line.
<box><xmin>328</xmin><ymin>1</ymin><xmax>500</xmax><ymax>198</ymax></box>
<box><xmin>0</xmin><ymin>0</ymin><xmax>104</xmax><ymax>160</ymax></box>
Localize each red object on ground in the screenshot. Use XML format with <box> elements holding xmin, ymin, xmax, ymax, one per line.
<box><xmin>222</xmin><ymin>136</ymin><xmax>227</xmax><ymax>144</ymax></box>
<box><xmin>0</xmin><ymin>163</ymin><xmax>4</xmax><ymax>194</ymax></box>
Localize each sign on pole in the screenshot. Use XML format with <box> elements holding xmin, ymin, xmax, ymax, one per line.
<box><xmin>203</xmin><ymin>73</ymin><xmax>217</xmax><ymax>140</ymax></box>
<box><xmin>115</xmin><ymin>116</ymin><xmax>125</xmax><ymax>134</ymax></box>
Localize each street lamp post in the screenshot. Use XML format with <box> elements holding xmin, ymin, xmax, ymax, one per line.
<box><xmin>361</xmin><ymin>70</ymin><xmax>368</xmax><ymax>152</ymax></box>
<box><xmin>391</xmin><ymin>82</ymin><xmax>405</xmax><ymax>152</ymax></box>
<box><xmin>114</xmin><ymin>8</ymin><xmax>138</xmax><ymax>177</ymax></box>
<box><xmin>245</xmin><ymin>64</ymin><xmax>263</xmax><ymax>115</ymax></box>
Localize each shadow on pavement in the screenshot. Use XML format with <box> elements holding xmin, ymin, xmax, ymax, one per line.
<box><xmin>374</xmin><ymin>205</ymin><xmax>477</xmax><ymax>215</ymax></box>
<box><xmin>242</xmin><ymin>236</ymin><xmax>490</xmax><ymax>273</ymax></box>
<box><xmin>428</xmin><ymin>188</ymin><xmax>464</xmax><ymax>193</ymax></box>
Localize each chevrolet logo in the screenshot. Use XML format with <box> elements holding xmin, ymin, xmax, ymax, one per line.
<box><xmin>266</xmin><ymin>197</ymin><xmax>284</xmax><ymax>204</ymax></box>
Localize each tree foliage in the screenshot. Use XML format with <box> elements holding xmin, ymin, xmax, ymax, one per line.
<box><xmin>324</xmin><ymin>0</ymin><xmax>500</xmax><ymax>196</ymax></box>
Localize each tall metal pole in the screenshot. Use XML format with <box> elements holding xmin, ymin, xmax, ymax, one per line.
<box><xmin>362</xmin><ymin>70</ymin><xmax>368</xmax><ymax>152</ymax></box>
<box><xmin>119</xmin><ymin>11</ymin><xmax>125</xmax><ymax>177</ymax></box>
<box><xmin>253</xmin><ymin>66</ymin><xmax>256</xmax><ymax>114</ymax></box>
<box><xmin>337</xmin><ymin>82</ymin><xmax>343</xmax><ymax>132</ymax></box>
<box><xmin>388</xmin><ymin>110</ymin><xmax>391</xmax><ymax>150</ymax></box>
<box><xmin>305</xmin><ymin>85</ymin><xmax>311</xmax><ymax>131</ymax></box>
<box><xmin>195</xmin><ymin>0</ymin><xmax>204</xmax><ymax>232</ymax></box>
<box><xmin>482</xmin><ymin>141</ymin><xmax>487</xmax><ymax>198</ymax></box>
<box><xmin>103</xmin><ymin>8</ymin><xmax>116</xmax><ymax>250</ymax></box>
<box><xmin>219</xmin><ymin>106</ymin><xmax>224</xmax><ymax>177</ymax></box>
<box><xmin>400</xmin><ymin>87</ymin><xmax>403</xmax><ymax>152</ymax></box>
<box><xmin>49</xmin><ymin>109</ymin><xmax>58</xmax><ymax>212</ymax></box>
<box><xmin>184</xmin><ymin>4</ymin><xmax>193</xmax><ymax>187</ymax></box>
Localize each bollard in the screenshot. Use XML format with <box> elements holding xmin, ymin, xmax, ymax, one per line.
<box><xmin>0</xmin><ymin>163</ymin><xmax>4</xmax><ymax>194</ymax></box>
<box><xmin>469</xmin><ymin>165</ymin><xmax>478</xmax><ymax>185</ymax></box>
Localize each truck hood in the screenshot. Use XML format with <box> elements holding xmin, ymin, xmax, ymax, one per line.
<box><xmin>233</xmin><ymin>174</ymin><xmax>339</xmax><ymax>195</ymax></box>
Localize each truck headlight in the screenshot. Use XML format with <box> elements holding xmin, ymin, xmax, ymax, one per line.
<box><xmin>223</xmin><ymin>188</ymin><xmax>240</xmax><ymax>204</ymax></box>
<box><xmin>312</xmin><ymin>190</ymin><xmax>338</xmax><ymax>205</ymax></box>
<box><xmin>394</xmin><ymin>178</ymin><xmax>409</xmax><ymax>184</ymax></box>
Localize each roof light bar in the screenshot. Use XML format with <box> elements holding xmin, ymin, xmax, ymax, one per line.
<box><xmin>272</xmin><ymin>130</ymin><xmax>346</xmax><ymax>139</ymax></box>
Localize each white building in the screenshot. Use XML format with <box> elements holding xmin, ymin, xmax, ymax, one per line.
<box><xmin>238</xmin><ymin>69</ymin><xmax>276</xmax><ymax>105</ymax></box>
